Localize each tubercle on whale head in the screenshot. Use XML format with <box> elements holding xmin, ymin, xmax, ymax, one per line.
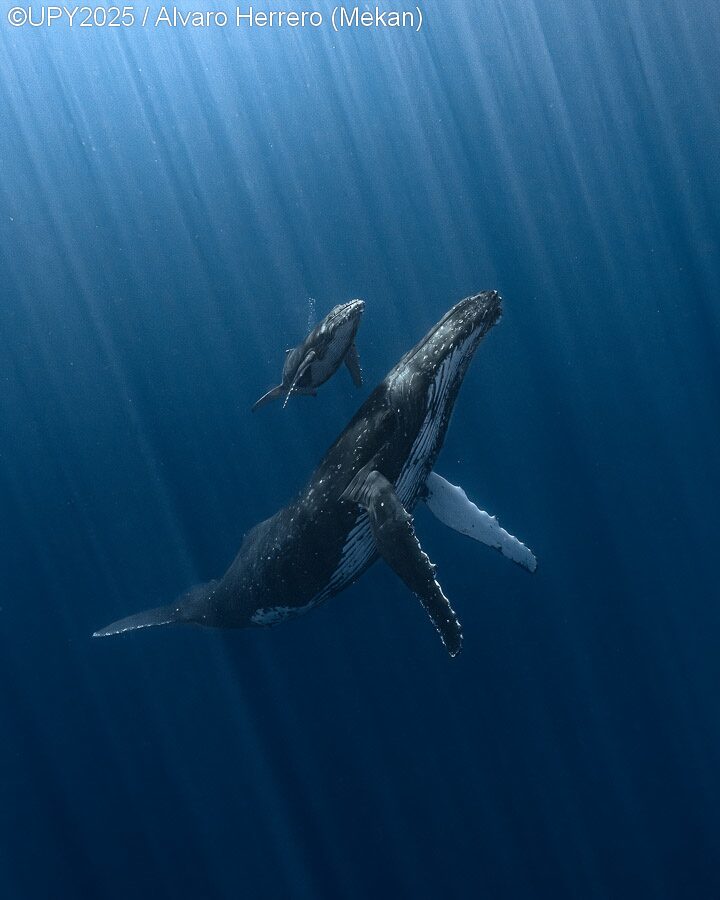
<box><xmin>421</xmin><ymin>290</ymin><xmax>501</xmax><ymax>358</ymax></box>
<box><xmin>388</xmin><ymin>290</ymin><xmax>502</xmax><ymax>385</ymax></box>
<box><xmin>324</xmin><ymin>298</ymin><xmax>365</xmax><ymax>328</ymax></box>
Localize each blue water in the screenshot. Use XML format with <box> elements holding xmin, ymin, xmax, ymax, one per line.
<box><xmin>1</xmin><ymin>2</ymin><xmax>719</xmax><ymax>897</ymax></box>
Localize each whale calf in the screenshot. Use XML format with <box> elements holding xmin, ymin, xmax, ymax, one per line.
<box><xmin>95</xmin><ymin>291</ymin><xmax>535</xmax><ymax>656</ymax></box>
<box><xmin>252</xmin><ymin>298</ymin><xmax>365</xmax><ymax>410</ymax></box>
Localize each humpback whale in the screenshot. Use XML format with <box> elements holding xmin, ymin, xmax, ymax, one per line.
<box><xmin>252</xmin><ymin>299</ymin><xmax>365</xmax><ymax>410</ymax></box>
<box><xmin>95</xmin><ymin>291</ymin><xmax>535</xmax><ymax>656</ymax></box>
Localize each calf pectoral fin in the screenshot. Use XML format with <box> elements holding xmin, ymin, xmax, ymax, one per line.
<box><xmin>252</xmin><ymin>385</ymin><xmax>286</xmax><ymax>411</ymax></box>
<box><xmin>293</xmin><ymin>349</ymin><xmax>316</xmax><ymax>384</ymax></box>
<box><xmin>283</xmin><ymin>350</ymin><xmax>317</xmax><ymax>408</ymax></box>
<box><xmin>343</xmin><ymin>466</ymin><xmax>462</xmax><ymax>657</ymax></box>
<box><xmin>344</xmin><ymin>341</ymin><xmax>363</xmax><ymax>387</ymax></box>
<box><xmin>425</xmin><ymin>472</ymin><xmax>537</xmax><ymax>572</ymax></box>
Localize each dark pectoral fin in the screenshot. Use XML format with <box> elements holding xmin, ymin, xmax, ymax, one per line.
<box><xmin>376</xmin><ymin>513</ymin><xmax>463</xmax><ymax>658</ymax></box>
<box><xmin>341</xmin><ymin>458</ymin><xmax>380</xmax><ymax>508</ymax></box>
<box><xmin>344</xmin><ymin>341</ymin><xmax>363</xmax><ymax>387</ymax></box>
<box><xmin>345</xmin><ymin>468</ymin><xmax>462</xmax><ymax>657</ymax></box>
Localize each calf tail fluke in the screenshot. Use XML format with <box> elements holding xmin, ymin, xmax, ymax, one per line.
<box><xmin>251</xmin><ymin>385</ymin><xmax>285</xmax><ymax>412</ymax></box>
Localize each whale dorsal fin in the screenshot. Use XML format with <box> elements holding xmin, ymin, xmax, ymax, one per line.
<box><xmin>342</xmin><ymin>463</ymin><xmax>462</xmax><ymax>657</ymax></box>
<box><xmin>344</xmin><ymin>341</ymin><xmax>363</xmax><ymax>387</ymax></box>
<box><xmin>424</xmin><ymin>472</ymin><xmax>537</xmax><ymax>572</ymax></box>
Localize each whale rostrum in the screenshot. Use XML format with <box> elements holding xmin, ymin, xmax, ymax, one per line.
<box><xmin>94</xmin><ymin>291</ymin><xmax>536</xmax><ymax>656</ymax></box>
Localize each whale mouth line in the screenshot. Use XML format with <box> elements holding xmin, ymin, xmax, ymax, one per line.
<box><xmin>326</xmin><ymin>298</ymin><xmax>365</xmax><ymax>325</ymax></box>
<box><xmin>382</xmin><ymin>293</ymin><xmax>500</xmax><ymax>406</ymax></box>
<box><xmin>426</xmin><ymin>289</ymin><xmax>499</xmax><ymax>335</ymax></box>
<box><xmin>399</xmin><ymin>291</ymin><xmax>502</xmax><ymax>373</ymax></box>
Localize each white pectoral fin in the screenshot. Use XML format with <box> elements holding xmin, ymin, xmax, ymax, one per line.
<box><xmin>425</xmin><ymin>472</ymin><xmax>537</xmax><ymax>573</ymax></box>
<box><xmin>283</xmin><ymin>350</ymin><xmax>317</xmax><ymax>408</ymax></box>
<box><xmin>344</xmin><ymin>341</ymin><xmax>363</xmax><ymax>387</ymax></box>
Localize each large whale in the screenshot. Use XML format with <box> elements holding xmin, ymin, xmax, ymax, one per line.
<box><xmin>94</xmin><ymin>291</ymin><xmax>535</xmax><ymax>656</ymax></box>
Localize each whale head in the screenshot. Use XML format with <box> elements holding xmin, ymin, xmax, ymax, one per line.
<box><xmin>317</xmin><ymin>297</ymin><xmax>365</xmax><ymax>352</ymax></box>
<box><xmin>382</xmin><ymin>291</ymin><xmax>503</xmax><ymax>505</ymax></box>
<box><xmin>387</xmin><ymin>290</ymin><xmax>501</xmax><ymax>400</ymax></box>
<box><xmin>325</xmin><ymin>298</ymin><xmax>365</xmax><ymax>328</ymax></box>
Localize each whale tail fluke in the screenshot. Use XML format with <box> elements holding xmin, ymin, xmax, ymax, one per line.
<box><xmin>93</xmin><ymin>580</ymin><xmax>219</xmax><ymax>638</ymax></box>
<box><xmin>92</xmin><ymin>603</ymin><xmax>180</xmax><ymax>638</ymax></box>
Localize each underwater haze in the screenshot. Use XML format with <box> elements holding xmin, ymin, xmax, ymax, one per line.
<box><xmin>1</xmin><ymin>1</ymin><xmax>719</xmax><ymax>897</ymax></box>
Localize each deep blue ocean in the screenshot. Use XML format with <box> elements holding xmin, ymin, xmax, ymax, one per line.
<box><xmin>1</xmin><ymin>2</ymin><xmax>719</xmax><ymax>897</ymax></box>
